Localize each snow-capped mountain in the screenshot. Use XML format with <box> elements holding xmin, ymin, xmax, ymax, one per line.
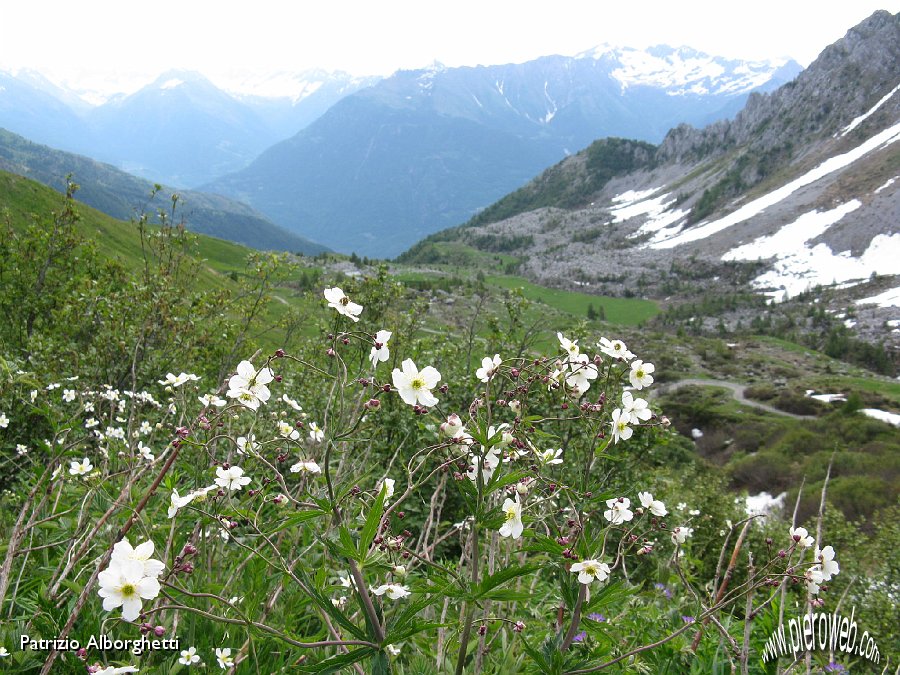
<box><xmin>204</xmin><ymin>47</ymin><xmax>799</xmax><ymax>257</ymax></box>
<box><xmin>0</xmin><ymin>67</ymin><xmax>377</xmax><ymax>187</ymax></box>
<box><xmin>405</xmin><ymin>11</ymin><xmax>900</xmax><ymax>341</ymax></box>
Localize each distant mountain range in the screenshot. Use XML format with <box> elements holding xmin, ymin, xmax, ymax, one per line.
<box><xmin>0</xmin><ymin>128</ymin><xmax>328</xmax><ymax>253</ymax></box>
<box><xmin>0</xmin><ymin>68</ymin><xmax>377</xmax><ymax>187</ymax></box>
<box><xmin>203</xmin><ymin>47</ymin><xmax>800</xmax><ymax>257</ymax></box>
<box><xmin>405</xmin><ymin>11</ymin><xmax>900</xmax><ymax>337</ymax></box>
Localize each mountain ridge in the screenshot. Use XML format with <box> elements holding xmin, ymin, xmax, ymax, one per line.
<box><xmin>402</xmin><ymin>10</ymin><xmax>900</xmax><ymax>343</ymax></box>
<box><xmin>204</xmin><ymin>45</ymin><xmax>799</xmax><ymax>257</ymax></box>
<box><xmin>0</xmin><ymin>127</ymin><xmax>328</xmax><ymax>253</ymax></box>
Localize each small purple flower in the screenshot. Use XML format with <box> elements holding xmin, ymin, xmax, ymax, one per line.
<box><xmin>654</xmin><ymin>583</ymin><xmax>673</xmax><ymax>599</ymax></box>
<box><xmin>681</xmin><ymin>615</ymin><xmax>695</xmax><ymax>624</ymax></box>
<box><xmin>572</xmin><ymin>630</ymin><xmax>587</xmax><ymax>643</ymax></box>
<box><xmin>587</xmin><ymin>613</ymin><xmax>606</xmax><ymax>622</ymax></box>
<box><xmin>824</xmin><ymin>663</ymin><xmax>847</xmax><ymax>673</ymax></box>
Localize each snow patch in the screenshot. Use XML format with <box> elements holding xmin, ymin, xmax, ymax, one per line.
<box><xmin>805</xmin><ymin>391</ymin><xmax>847</xmax><ymax>403</ymax></box>
<box><xmin>874</xmin><ymin>176</ymin><xmax>897</xmax><ymax>194</ymax></box>
<box><xmin>860</xmin><ymin>409</ymin><xmax>900</xmax><ymax>427</ymax></box>
<box><xmin>159</xmin><ymin>78</ymin><xmax>184</xmax><ymax>90</ymax></box>
<box><xmin>722</xmin><ymin>201</ymin><xmax>900</xmax><ymax>302</ymax></box>
<box><xmin>649</xmin><ymin>120</ymin><xmax>900</xmax><ymax>249</ymax></box>
<box><xmin>839</xmin><ymin>82</ymin><xmax>900</xmax><ymax>137</ymax></box>
<box><xmin>745</xmin><ymin>491</ymin><xmax>786</xmax><ymax>516</ymax></box>
<box><xmin>856</xmin><ymin>286</ymin><xmax>900</xmax><ymax>308</ymax></box>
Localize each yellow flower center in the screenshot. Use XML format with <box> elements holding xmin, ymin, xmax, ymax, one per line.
<box><xmin>636</xmin><ymin>368</ymin><xmax>645</xmax><ymax>378</ymax></box>
<box><xmin>120</xmin><ymin>583</ymin><xmax>136</xmax><ymax>598</ymax></box>
<box><xmin>505</xmin><ymin>509</ymin><xmax>517</xmax><ymax>521</ymax></box>
<box><xmin>410</xmin><ymin>377</ymin><xmax>425</xmax><ymax>390</ymax></box>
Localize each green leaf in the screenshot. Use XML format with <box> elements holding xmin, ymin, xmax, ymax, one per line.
<box><xmin>295</xmin><ymin>647</ymin><xmax>376</xmax><ymax>673</ymax></box>
<box><xmin>338</xmin><ymin>525</ymin><xmax>360</xmax><ymax>561</ymax></box>
<box><xmin>359</xmin><ymin>482</ymin><xmax>387</xmax><ymax>558</ymax></box>
<box><xmin>475</xmin><ymin>564</ymin><xmax>539</xmax><ymax>598</ymax></box>
<box><xmin>265</xmin><ymin>508</ymin><xmax>327</xmax><ymax>535</ymax></box>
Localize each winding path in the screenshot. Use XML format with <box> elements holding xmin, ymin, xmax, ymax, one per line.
<box><xmin>656</xmin><ymin>378</ymin><xmax>817</xmax><ymax>420</ymax></box>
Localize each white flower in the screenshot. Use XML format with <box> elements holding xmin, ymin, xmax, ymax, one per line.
<box><xmin>386</xmin><ymin>644</ymin><xmax>401</xmax><ymax>656</ymax></box>
<box><xmin>789</xmin><ymin>526</ymin><xmax>815</xmax><ymax>549</ymax></box>
<box><xmin>97</xmin><ymin>558</ymin><xmax>161</xmax><ymax>622</ymax></box>
<box><xmin>324</xmin><ymin>287</ymin><xmax>363</xmax><ymax>322</ymax></box>
<box><xmin>488</xmin><ymin>424</ymin><xmax>514</xmax><ymax>449</ymax></box>
<box><xmin>604</xmin><ymin>497</ymin><xmax>633</xmax><ymax>524</ymax></box>
<box><xmin>610</xmin><ymin>408</ymin><xmax>633</xmax><ymax>444</ymax></box>
<box><xmin>198</xmin><ymin>393</ymin><xmax>226</xmax><ymax>408</ymax></box>
<box><xmin>111</xmin><ymin>538</ymin><xmax>165</xmax><ymax>578</ymax></box>
<box><xmin>629</xmin><ymin>360</ymin><xmax>655</xmax><ymax>390</ymax></box>
<box><xmin>671</xmin><ymin>526</ymin><xmax>693</xmax><ymax>544</ymax></box>
<box><xmin>106</xmin><ymin>426</ymin><xmax>126</xmax><ymax>440</ymax></box>
<box><xmin>281</xmin><ymin>394</ymin><xmax>303</xmax><ymax>411</ymax></box>
<box><xmin>499</xmin><ymin>495</ymin><xmax>524</xmax><ymax>539</ymax></box>
<box><xmin>236</xmin><ymin>434</ymin><xmax>259</xmax><ymax>455</ymax></box>
<box><xmin>308</xmin><ymin>421</ymin><xmax>324</xmax><ymax>442</ymax></box>
<box><xmin>137</xmin><ymin>442</ymin><xmax>154</xmax><ymax>462</ymax></box>
<box><xmin>391</xmin><ymin>359</ymin><xmax>441</xmax><ymax>407</ymax></box>
<box><xmin>537</xmin><ymin>448</ymin><xmax>563</xmax><ymax>466</ymax></box>
<box><xmin>62</xmin><ymin>389</ymin><xmax>77</xmax><ymax>402</ymax></box>
<box><xmin>570</xmin><ymin>559</ymin><xmax>610</xmax><ymax>585</ymax></box>
<box><xmin>378</xmin><ymin>478</ymin><xmax>396</xmax><ymax>503</ymax></box>
<box><xmin>369</xmin><ymin>329</ymin><xmax>392</xmax><ymax>368</ymax></box>
<box><xmin>440</xmin><ymin>413</ymin><xmax>465</xmax><ymax>438</ymax></box>
<box><xmin>806</xmin><ymin>567</ymin><xmax>824</xmax><ymax>595</ymax></box>
<box><xmin>467</xmin><ymin>447</ymin><xmax>501</xmax><ymax>483</ymax></box>
<box><xmin>475</xmin><ymin>354</ymin><xmax>502</xmax><ymax>382</ymax></box>
<box><xmin>168</xmin><ymin>489</ymin><xmax>195</xmax><ymax>518</ymax></box>
<box><xmin>372</xmin><ymin>583</ymin><xmax>411</xmax><ymax>600</ymax></box>
<box><xmin>94</xmin><ymin>666</ymin><xmax>139</xmax><ymax>675</ymax></box>
<box><xmin>290</xmin><ymin>460</ymin><xmax>321</xmax><ymax>474</ymax></box>
<box><xmin>565</xmin><ymin>354</ymin><xmax>598</xmax><ymax>394</ymax></box>
<box><xmin>158</xmin><ymin>372</ymin><xmax>200</xmax><ymax>387</ymax></box>
<box><xmin>215</xmin><ymin>466</ymin><xmax>251</xmax><ymax>491</ymax></box>
<box><xmin>597</xmin><ymin>337</ymin><xmax>634</xmax><ymax>361</ymax></box>
<box><xmin>812</xmin><ymin>545</ymin><xmax>839</xmax><ymax>581</ymax></box>
<box><xmin>621</xmin><ymin>391</ymin><xmax>651</xmax><ymax>423</ymax></box>
<box><xmin>215</xmin><ymin>647</ymin><xmax>234</xmax><ymax>669</ymax></box>
<box><xmin>509</xmin><ymin>400</ymin><xmax>521</xmax><ymax>413</ymax></box>
<box><xmin>69</xmin><ymin>458</ymin><xmax>93</xmax><ymax>476</ymax></box>
<box><xmin>226</xmin><ymin>360</ymin><xmax>274</xmax><ymax>410</ymax></box>
<box><xmin>557</xmin><ymin>332</ymin><xmax>579</xmax><ymax>358</ymax></box>
<box><xmin>16</xmin><ymin>444</ymin><xmax>28</xmax><ymax>455</ymax></box>
<box><xmin>0</xmin><ymin>647</ymin><xmax>8</xmax><ymax>657</ymax></box>
<box><xmin>139</xmin><ymin>421</ymin><xmax>152</xmax><ymax>435</ymax></box>
<box><xmin>179</xmin><ymin>646</ymin><xmax>201</xmax><ymax>665</ymax></box>
<box><xmin>30</xmin><ymin>390</ymin><xmax>38</xmax><ymax>402</ymax></box>
<box><xmin>638</xmin><ymin>491</ymin><xmax>667</xmax><ymax>517</ymax></box>
<box><xmin>84</xmin><ymin>401</ymin><xmax>95</xmax><ymax>412</ymax></box>
<box><xmin>688</xmin><ymin>509</ymin><xmax>700</xmax><ymax>516</ymax></box>
<box><xmin>278</xmin><ymin>420</ymin><xmax>300</xmax><ymax>441</ymax></box>
<box><xmin>332</xmin><ymin>595</ymin><xmax>348</xmax><ymax>608</ymax></box>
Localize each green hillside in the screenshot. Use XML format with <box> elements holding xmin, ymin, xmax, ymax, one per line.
<box><xmin>0</xmin><ymin>170</ymin><xmax>252</xmax><ymax>280</ymax></box>
<box><xmin>0</xmin><ymin>127</ymin><xmax>328</xmax><ymax>254</ymax></box>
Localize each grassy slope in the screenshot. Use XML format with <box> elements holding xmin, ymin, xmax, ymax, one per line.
<box><xmin>0</xmin><ymin>170</ymin><xmax>251</xmax><ymax>287</ymax></box>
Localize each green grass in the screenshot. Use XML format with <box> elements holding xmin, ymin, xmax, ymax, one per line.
<box><xmin>485</xmin><ymin>275</ymin><xmax>659</xmax><ymax>326</ymax></box>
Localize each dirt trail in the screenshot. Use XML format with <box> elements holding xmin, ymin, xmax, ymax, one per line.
<box><xmin>657</xmin><ymin>378</ymin><xmax>816</xmax><ymax>420</ymax></box>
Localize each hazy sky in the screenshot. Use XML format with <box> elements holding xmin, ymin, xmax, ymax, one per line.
<box><xmin>1</xmin><ymin>0</ymin><xmax>898</xmax><ymax>95</ymax></box>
